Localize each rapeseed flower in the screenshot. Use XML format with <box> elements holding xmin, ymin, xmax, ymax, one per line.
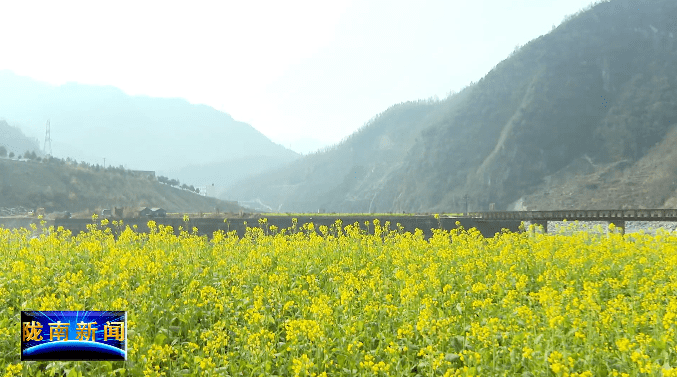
<box><xmin>1</xmin><ymin>218</ymin><xmax>676</xmax><ymax>375</ymax></box>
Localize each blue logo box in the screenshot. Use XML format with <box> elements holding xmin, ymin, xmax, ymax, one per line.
<box><xmin>21</xmin><ymin>311</ymin><xmax>127</xmax><ymax>361</ymax></box>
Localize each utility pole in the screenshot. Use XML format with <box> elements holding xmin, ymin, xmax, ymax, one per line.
<box><xmin>464</xmin><ymin>194</ymin><xmax>469</xmax><ymax>216</ymax></box>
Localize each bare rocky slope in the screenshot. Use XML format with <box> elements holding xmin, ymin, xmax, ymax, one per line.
<box><xmin>224</xmin><ymin>0</ymin><xmax>677</xmax><ymax>213</ymax></box>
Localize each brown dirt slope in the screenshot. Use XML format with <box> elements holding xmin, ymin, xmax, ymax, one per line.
<box><xmin>521</xmin><ymin>123</ymin><xmax>677</xmax><ymax>210</ymax></box>
<box><xmin>0</xmin><ymin>158</ymin><xmax>245</xmax><ymax>213</ymax></box>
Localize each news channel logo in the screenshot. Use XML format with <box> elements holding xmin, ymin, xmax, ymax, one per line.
<box><xmin>21</xmin><ymin>311</ymin><xmax>127</xmax><ymax>361</ymax></box>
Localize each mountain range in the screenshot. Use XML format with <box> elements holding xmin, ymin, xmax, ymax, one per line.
<box><xmin>222</xmin><ymin>0</ymin><xmax>677</xmax><ymax>213</ymax></box>
<box><xmin>0</xmin><ymin>71</ymin><xmax>299</xmax><ymax>193</ymax></box>
<box><xmin>3</xmin><ymin>0</ymin><xmax>677</xmax><ymax>214</ymax></box>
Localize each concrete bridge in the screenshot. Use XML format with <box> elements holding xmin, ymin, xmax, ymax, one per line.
<box><xmin>3</xmin><ymin>209</ymin><xmax>676</xmax><ymax>239</ymax></box>
<box><xmin>464</xmin><ymin>209</ymin><xmax>677</xmax><ymax>233</ymax></box>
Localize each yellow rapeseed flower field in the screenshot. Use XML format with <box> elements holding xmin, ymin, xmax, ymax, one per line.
<box><xmin>1</xmin><ymin>219</ymin><xmax>677</xmax><ymax>376</ymax></box>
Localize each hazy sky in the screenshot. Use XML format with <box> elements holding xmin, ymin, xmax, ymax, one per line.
<box><xmin>1</xmin><ymin>0</ymin><xmax>602</xmax><ymax>154</ymax></box>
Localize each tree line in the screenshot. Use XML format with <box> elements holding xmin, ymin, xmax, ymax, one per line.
<box><xmin>157</xmin><ymin>175</ymin><xmax>200</xmax><ymax>194</ymax></box>
<box><xmin>0</xmin><ymin>147</ymin><xmax>39</xmax><ymax>160</ymax></box>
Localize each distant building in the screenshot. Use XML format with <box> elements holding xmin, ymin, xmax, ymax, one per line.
<box><xmin>101</xmin><ymin>209</ymin><xmax>112</xmax><ymax>218</ymax></box>
<box><xmin>137</xmin><ymin>207</ymin><xmax>152</xmax><ymax>217</ymax></box>
<box><xmin>135</xmin><ymin>207</ymin><xmax>166</xmax><ymax>218</ymax></box>
<box><xmin>150</xmin><ymin>208</ymin><xmax>166</xmax><ymax>217</ymax></box>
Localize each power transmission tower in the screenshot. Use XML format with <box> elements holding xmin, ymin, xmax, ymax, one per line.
<box><xmin>43</xmin><ymin>120</ymin><xmax>52</xmax><ymax>156</ymax></box>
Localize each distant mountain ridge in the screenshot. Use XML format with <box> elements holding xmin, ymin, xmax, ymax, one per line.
<box><xmin>0</xmin><ymin>120</ymin><xmax>42</xmax><ymax>157</ymax></box>
<box><xmin>0</xmin><ymin>71</ymin><xmax>300</xmax><ymax>188</ymax></box>
<box><xmin>224</xmin><ymin>0</ymin><xmax>677</xmax><ymax>213</ymax></box>
<box><xmin>220</xmin><ymin>98</ymin><xmax>454</xmax><ymax>210</ymax></box>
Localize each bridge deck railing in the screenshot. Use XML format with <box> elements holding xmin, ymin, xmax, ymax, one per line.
<box><xmin>465</xmin><ymin>209</ymin><xmax>677</xmax><ymax>221</ymax></box>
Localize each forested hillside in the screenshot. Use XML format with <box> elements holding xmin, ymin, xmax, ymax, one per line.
<box><xmin>0</xmin><ymin>157</ymin><xmax>244</xmax><ymax>214</ymax></box>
